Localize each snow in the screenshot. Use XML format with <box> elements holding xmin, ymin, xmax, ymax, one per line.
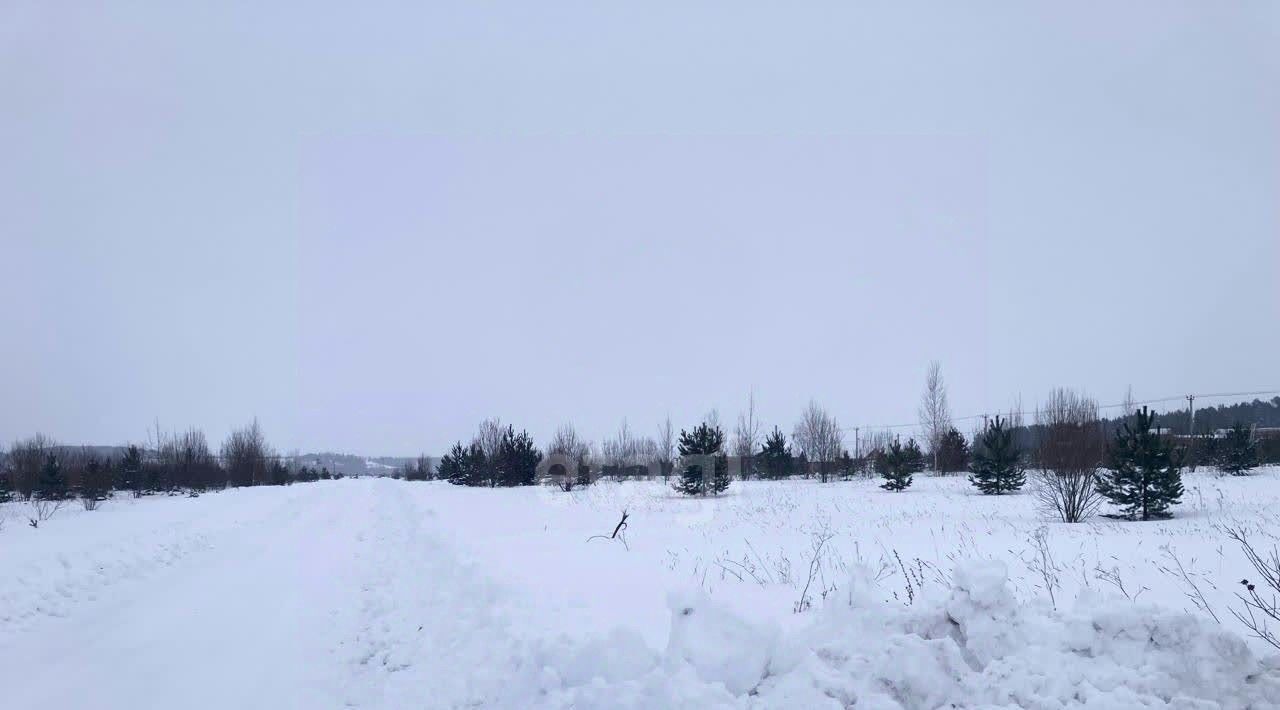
<box><xmin>2</xmin><ymin>470</ymin><xmax>1279</xmax><ymax>708</ymax></box>
<box><xmin>665</xmin><ymin>587</ymin><xmax>779</xmax><ymax>696</ymax></box>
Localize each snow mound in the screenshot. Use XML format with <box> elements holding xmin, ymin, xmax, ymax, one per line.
<box><xmin>665</xmin><ymin>588</ymin><xmax>779</xmax><ymax>696</ymax></box>
<box><xmin>510</xmin><ymin>562</ymin><xmax>1280</xmax><ymax>709</ymax></box>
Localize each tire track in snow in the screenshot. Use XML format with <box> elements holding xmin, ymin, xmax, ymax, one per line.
<box><xmin>342</xmin><ymin>481</ymin><xmax>530</xmax><ymax>709</ymax></box>
<box><xmin>0</xmin><ymin>485</ymin><xmax>331</xmax><ymax>644</ymax></box>
<box><xmin>0</xmin><ymin>482</ymin><xmax>378</xmax><ymax>709</ymax></box>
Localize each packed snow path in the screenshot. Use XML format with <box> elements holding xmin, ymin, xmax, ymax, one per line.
<box><xmin>0</xmin><ymin>480</ymin><xmax>526</xmax><ymax>709</ymax></box>
<box><xmin>3</xmin><ymin>477</ymin><xmax>1280</xmax><ymax>708</ymax></box>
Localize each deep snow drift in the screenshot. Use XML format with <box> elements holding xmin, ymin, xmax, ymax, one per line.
<box><xmin>2</xmin><ymin>473</ymin><xmax>1279</xmax><ymax>708</ymax></box>
<box><xmin>507</xmin><ymin>562</ymin><xmax>1280</xmax><ymax>708</ymax></box>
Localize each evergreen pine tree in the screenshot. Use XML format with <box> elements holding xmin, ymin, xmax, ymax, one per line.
<box><xmin>573</xmin><ymin>460</ymin><xmax>593</xmax><ymax>489</ymax></box>
<box><xmin>674</xmin><ymin>422</ymin><xmax>730</xmax><ymax>496</ymax></box>
<box><xmin>0</xmin><ymin>462</ymin><xmax>12</xmax><ymax>503</ymax></box>
<box><xmin>756</xmin><ymin>427</ymin><xmax>795</xmax><ymax>480</ymax></box>
<box><xmin>463</xmin><ymin>443</ymin><xmax>487</xmax><ymax>486</ymax></box>
<box><xmin>269</xmin><ymin>461</ymin><xmax>291</xmax><ymax>486</ymax></box>
<box><xmin>437</xmin><ymin>444</ymin><xmax>464</xmax><ymax>484</ymax></box>
<box><xmin>968</xmin><ymin>416</ymin><xmax>1025</xmax><ymax>495</ymax></box>
<box><xmin>935</xmin><ymin>428</ymin><xmax>971</xmax><ymax>474</ymax></box>
<box><xmin>872</xmin><ymin>448</ymin><xmax>889</xmax><ymax>477</ymax></box>
<box><xmin>836</xmin><ymin>450</ymin><xmax>857</xmax><ymax>480</ymax></box>
<box><xmin>143</xmin><ymin>456</ymin><xmax>163</xmax><ymax>495</ymax></box>
<box><xmin>37</xmin><ymin>453</ymin><xmax>69</xmax><ymax>501</ymax></box>
<box><xmin>494</xmin><ymin>428</ymin><xmax>542</xmax><ymax>486</ymax></box>
<box><xmin>439</xmin><ymin>441</ymin><xmax>487</xmax><ymax>486</ymax></box>
<box><xmin>1097</xmin><ymin>407</ymin><xmax>1184</xmax><ymax>520</ymax></box>
<box><xmin>902</xmin><ymin>438</ymin><xmax>926</xmax><ymax>475</ymax></box>
<box><xmin>118</xmin><ymin>445</ymin><xmax>144</xmax><ymax>497</ymax></box>
<box><xmin>1193</xmin><ymin>435</ymin><xmax>1219</xmax><ymax>471</ymax></box>
<box><xmin>79</xmin><ymin>456</ymin><xmax>110</xmax><ymax>503</ymax></box>
<box><xmin>1218</xmin><ymin>422</ymin><xmax>1258</xmax><ymax>476</ymax></box>
<box><xmin>879</xmin><ymin>439</ymin><xmax>915</xmax><ymax>492</ymax></box>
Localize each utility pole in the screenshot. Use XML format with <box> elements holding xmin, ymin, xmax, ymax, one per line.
<box><xmin>1186</xmin><ymin>394</ymin><xmax>1196</xmax><ymax>436</ymax></box>
<box><xmin>854</xmin><ymin>427</ymin><xmax>860</xmax><ymax>459</ymax></box>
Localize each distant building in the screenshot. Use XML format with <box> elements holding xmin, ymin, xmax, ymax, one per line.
<box><xmin>1211</xmin><ymin>426</ymin><xmax>1280</xmax><ymax>439</ymax></box>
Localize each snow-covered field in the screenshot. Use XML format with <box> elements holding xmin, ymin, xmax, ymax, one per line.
<box><xmin>3</xmin><ymin>470</ymin><xmax>1279</xmax><ymax>708</ymax></box>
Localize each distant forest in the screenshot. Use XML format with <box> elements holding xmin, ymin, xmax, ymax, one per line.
<box><xmin>1134</xmin><ymin>397</ymin><xmax>1280</xmax><ymax>434</ymax></box>
<box><xmin>997</xmin><ymin>396</ymin><xmax>1280</xmax><ymax>465</ymax></box>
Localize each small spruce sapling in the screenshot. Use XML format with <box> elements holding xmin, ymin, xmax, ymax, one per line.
<box><xmin>1096</xmin><ymin>407</ymin><xmax>1184</xmax><ymax>520</ymax></box>
<box><xmin>756</xmin><ymin>427</ymin><xmax>795</xmax><ymax>480</ymax></box>
<box><xmin>969</xmin><ymin>416</ymin><xmax>1026</xmax><ymax>495</ymax></box>
<box><xmin>675</xmin><ymin>422</ymin><xmax>730</xmax><ymax>496</ymax></box>
<box><xmin>37</xmin><ymin>453</ymin><xmax>69</xmax><ymax>501</ymax></box>
<box><xmin>880</xmin><ymin>439</ymin><xmax>921</xmax><ymax>492</ymax></box>
<box><xmin>935</xmin><ymin>427</ymin><xmax>971</xmax><ymax>474</ymax></box>
<box><xmin>1218</xmin><ymin>422</ymin><xmax>1258</xmax><ymax>476</ymax></box>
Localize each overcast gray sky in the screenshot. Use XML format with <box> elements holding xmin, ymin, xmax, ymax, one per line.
<box><xmin>3</xmin><ymin>2</ymin><xmax>1278</xmax><ymax>455</ymax></box>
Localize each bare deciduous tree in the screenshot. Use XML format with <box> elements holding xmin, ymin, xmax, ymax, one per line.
<box><xmin>77</xmin><ymin>452</ymin><xmax>114</xmax><ymax>510</ymax></box>
<box><xmin>633</xmin><ymin>437</ymin><xmax>659</xmax><ymax>478</ymax></box>
<box><xmin>546</xmin><ymin>423</ymin><xmax>593</xmax><ymax>490</ymax></box>
<box><xmin>792</xmin><ymin>401</ymin><xmax>843</xmax><ymax>482</ymax></box>
<box><xmin>918</xmin><ymin>361</ymin><xmax>952</xmax><ymax>472</ymax></box>
<box><xmin>1009</xmin><ymin>395</ymin><xmax>1025</xmax><ymax>429</ymax></box>
<box><xmin>862</xmin><ymin>429</ymin><xmax>896</xmax><ymax>473</ymax></box>
<box><xmin>655</xmin><ymin>416</ymin><xmax>676</xmax><ymax>482</ymax></box>
<box><xmin>600</xmin><ymin>419</ymin><xmax>636</xmax><ymax>470</ymax></box>
<box><xmin>0</xmin><ymin>444</ymin><xmax>9</xmax><ymax>505</ymax></box>
<box><xmin>475</xmin><ymin>418</ymin><xmax>506</xmax><ymax>461</ymax></box>
<box><xmin>1121</xmin><ymin>385</ymin><xmax>1136</xmax><ymax>418</ymax></box>
<box><xmin>1033</xmin><ymin>388</ymin><xmax>1104</xmax><ymax>523</ymax></box>
<box><xmin>732</xmin><ymin>391</ymin><xmax>762</xmax><ymax>479</ymax></box>
<box><xmin>599</xmin><ymin>420</ymin><xmax>657</xmax><ymax>479</ymax></box>
<box><xmin>158</xmin><ymin>428</ymin><xmax>220</xmax><ymax>492</ymax></box>
<box><xmin>399</xmin><ymin>455</ymin><xmax>433</xmax><ymax>481</ymax></box>
<box><xmin>547</xmin><ymin>424</ymin><xmax>591</xmax><ymax>466</ymax></box>
<box><xmin>221</xmin><ymin>418</ymin><xmax>273</xmax><ymax>487</ymax></box>
<box><xmin>8</xmin><ymin>434</ymin><xmax>54</xmax><ymax>500</ymax></box>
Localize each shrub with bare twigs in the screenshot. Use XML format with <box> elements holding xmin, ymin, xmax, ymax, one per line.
<box><xmin>8</xmin><ymin>434</ymin><xmax>54</xmax><ymax>500</ymax></box>
<box><xmin>1223</xmin><ymin>526</ymin><xmax>1280</xmax><ymax>650</ymax></box>
<box><xmin>1033</xmin><ymin>388</ymin><xmax>1104</xmax><ymax>523</ymax></box>
<box><xmin>546</xmin><ymin>424</ymin><xmax>593</xmax><ymax>491</ymax></box>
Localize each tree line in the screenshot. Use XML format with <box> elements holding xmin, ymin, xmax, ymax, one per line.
<box><xmin>5</xmin><ymin>367</ymin><xmax>1274</xmax><ymax>522</ymax></box>
<box><xmin>1</xmin><ymin>420</ymin><xmax>342</xmax><ymax>522</ymax></box>
<box><xmin>407</xmin><ymin>399</ymin><xmax>1260</xmax><ymax>526</ymax></box>
<box><xmin>972</xmin><ymin>395</ymin><xmax>1280</xmax><ymax>470</ymax></box>
<box><xmin>402</xmin><ymin>365</ymin><xmax>1272</xmax><ymax>526</ymax></box>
